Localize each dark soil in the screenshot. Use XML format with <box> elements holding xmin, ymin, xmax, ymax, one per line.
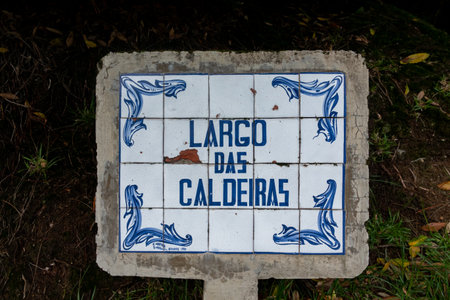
<box><xmin>0</xmin><ymin>0</ymin><xmax>448</xmax><ymax>299</ymax></box>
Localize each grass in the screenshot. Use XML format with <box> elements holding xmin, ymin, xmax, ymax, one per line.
<box><xmin>262</xmin><ymin>213</ymin><xmax>449</xmax><ymax>299</ymax></box>
<box><xmin>22</xmin><ymin>145</ymin><xmax>60</xmax><ymax>179</ymax></box>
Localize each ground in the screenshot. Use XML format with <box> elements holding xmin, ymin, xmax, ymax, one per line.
<box><xmin>0</xmin><ymin>1</ymin><xmax>448</xmax><ymax>299</ymax></box>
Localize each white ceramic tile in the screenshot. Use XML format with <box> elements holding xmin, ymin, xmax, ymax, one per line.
<box><xmin>255</xmin><ymin>74</ymin><xmax>300</xmax><ymax>117</ymax></box>
<box><xmin>208</xmin><ymin>164</ymin><xmax>253</xmax><ymax>209</ymax></box>
<box><xmin>164</xmin><ymin>119</ymin><xmax>208</xmax><ymax>163</ymax></box>
<box><xmin>209</xmin><ymin>74</ymin><xmax>254</xmax><ymax>118</ymax></box>
<box><xmin>300</xmin><ymin>73</ymin><xmax>345</xmax><ymax>118</ymax></box>
<box><xmin>120</xmin><ymin>75</ymin><xmax>164</xmax><ymax>118</ymax></box>
<box><xmin>254</xmin><ymin>164</ymin><xmax>298</xmax><ymax>209</ymax></box>
<box><xmin>208</xmin><ymin>119</ymin><xmax>253</xmax><ymax>164</ymax></box>
<box><xmin>254</xmin><ymin>209</ymin><xmax>299</xmax><ymax>254</ymax></box>
<box><xmin>254</xmin><ymin>118</ymin><xmax>299</xmax><ymax>163</ymax></box>
<box><xmin>209</xmin><ymin>209</ymin><xmax>253</xmax><ymax>253</ymax></box>
<box><xmin>164</xmin><ymin>209</ymin><xmax>208</xmax><ymax>252</ymax></box>
<box><xmin>120</xmin><ymin>118</ymin><xmax>163</xmax><ymax>163</ymax></box>
<box><xmin>300</xmin><ymin>164</ymin><xmax>344</xmax><ymax>209</ymax></box>
<box><xmin>164</xmin><ymin>164</ymin><xmax>208</xmax><ymax>208</ymax></box>
<box><xmin>120</xmin><ymin>164</ymin><xmax>163</xmax><ymax>208</ymax></box>
<box><xmin>300</xmin><ymin>210</ymin><xmax>344</xmax><ymax>254</ymax></box>
<box><xmin>300</xmin><ymin>118</ymin><xmax>344</xmax><ymax>163</ymax></box>
<box><xmin>164</xmin><ymin>74</ymin><xmax>208</xmax><ymax>118</ymax></box>
<box><xmin>119</xmin><ymin>208</ymin><xmax>164</xmax><ymax>252</ymax></box>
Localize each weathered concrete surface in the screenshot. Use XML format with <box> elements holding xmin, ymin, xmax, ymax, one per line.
<box><xmin>96</xmin><ymin>51</ymin><xmax>369</xmax><ymax>299</ymax></box>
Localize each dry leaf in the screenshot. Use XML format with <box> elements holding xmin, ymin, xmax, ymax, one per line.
<box><xmin>370</xmin><ymin>28</ymin><xmax>376</xmax><ymax>35</ymax></box>
<box><xmin>391</xmin><ymin>258</ymin><xmax>409</xmax><ymax>268</ymax></box>
<box><xmin>0</xmin><ymin>47</ymin><xmax>8</xmax><ymax>53</ymax></box>
<box><xmin>404</xmin><ymin>84</ymin><xmax>409</xmax><ymax>96</ymax></box>
<box><xmin>421</xmin><ymin>222</ymin><xmax>446</xmax><ymax>232</ymax></box>
<box><xmin>0</xmin><ymin>93</ymin><xmax>18</xmax><ymax>100</ymax></box>
<box><xmin>33</xmin><ymin>112</ymin><xmax>47</xmax><ymax>121</ymax></box>
<box><xmin>437</xmin><ymin>180</ymin><xmax>450</xmax><ymax>191</ymax></box>
<box><xmin>83</xmin><ymin>35</ymin><xmax>97</xmax><ymax>48</ymax></box>
<box><xmin>400</xmin><ymin>53</ymin><xmax>430</xmax><ymax>64</ymax></box>
<box><xmin>45</xmin><ymin>27</ymin><xmax>63</xmax><ymax>35</ymax></box>
<box><xmin>408</xmin><ymin>235</ymin><xmax>427</xmax><ymax>246</ymax></box>
<box><xmin>417</xmin><ymin>90</ymin><xmax>425</xmax><ymax>100</ymax></box>
<box><xmin>66</xmin><ymin>31</ymin><xmax>74</xmax><ymax>47</ymax></box>
<box><xmin>409</xmin><ymin>246</ymin><xmax>420</xmax><ymax>258</ymax></box>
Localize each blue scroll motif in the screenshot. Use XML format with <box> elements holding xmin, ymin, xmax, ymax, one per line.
<box><xmin>272</xmin><ymin>75</ymin><xmax>343</xmax><ymax>143</ymax></box>
<box><xmin>122</xmin><ymin>184</ymin><xmax>192</xmax><ymax>250</ymax></box>
<box><xmin>273</xmin><ymin>179</ymin><xmax>340</xmax><ymax>250</ymax></box>
<box><xmin>121</xmin><ymin>76</ymin><xmax>186</xmax><ymax>147</ymax></box>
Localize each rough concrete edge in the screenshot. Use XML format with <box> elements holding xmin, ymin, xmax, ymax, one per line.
<box><xmin>95</xmin><ymin>51</ymin><xmax>369</xmax><ymax>279</ymax></box>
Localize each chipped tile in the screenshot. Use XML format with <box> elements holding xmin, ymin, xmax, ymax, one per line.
<box><xmin>164</xmin><ymin>119</ymin><xmax>208</xmax><ymax>163</ymax></box>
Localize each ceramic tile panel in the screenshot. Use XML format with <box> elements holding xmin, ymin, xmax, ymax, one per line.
<box><xmin>207</xmin><ymin>119</ymin><xmax>254</xmax><ymax>164</ymax></box>
<box><xmin>120</xmin><ymin>118</ymin><xmax>163</xmax><ymax>163</ymax></box>
<box><xmin>120</xmin><ymin>164</ymin><xmax>163</xmax><ymax>208</ymax></box>
<box><xmin>209</xmin><ymin>74</ymin><xmax>254</xmax><ymax>118</ymax></box>
<box><xmin>299</xmin><ymin>164</ymin><xmax>344</xmax><ymax>209</ymax></box>
<box><xmin>208</xmin><ymin>164</ymin><xmax>254</xmax><ymax>209</ymax></box>
<box><xmin>119</xmin><ymin>208</ymin><xmax>164</xmax><ymax>252</ymax></box>
<box><xmin>120</xmin><ymin>74</ymin><xmax>164</xmax><ymax>118</ymax></box>
<box><xmin>164</xmin><ymin>74</ymin><xmax>208</xmax><ymax>118</ymax></box>
<box><xmin>164</xmin><ymin>209</ymin><xmax>208</xmax><ymax>252</ymax></box>
<box><xmin>254</xmin><ymin>164</ymin><xmax>299</xmax><ymax>209</ymax></box>
<box><xmin>299</xmin><ymin>210</ymin><xmax>344</xmax><ymax>254</ymax></box>
<box><xmin>209</xmin><ymin>209</ymin><xmax>253</xmax><ymax>253</ymax></box>
<box><xmin>164</xmin><ymin>164</ymin><xmax>208</xmax><ymax>209</ymax></box>
<box><xmin>164</xmin><ymin>119</ymin><xmax>209</xmax><ymax>163</ymax></box>
<box><xmin>118</xmin><ymin>72</ymin><xmax>347</xmax><ymax>255</ymax></box>
<box><xmin>255</xmin><ymin>74</ymin><xmax>300</xmax><ymax>118</ymax></box>
<box><xmin>300</xmin><ymin>118</ymin><xmax>345</xmax><ymax>163</ymax></box>
<box><xmin>300</xmin><ymin>73</ymin><xmax>345</xmax><ymax>118</ymax></box>
<box><xmin>254</xmin><ymin>118</ymin><xmax>299</xmax><ymax>163</ymax></box>
<box><xmin>254</xmin><ymin>209</ymin><xmax>299</xmax><ymax>254</ymax></box>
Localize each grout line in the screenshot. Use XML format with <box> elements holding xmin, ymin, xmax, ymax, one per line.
<box><xmin>162</xmin><ymin>74</ymin><xmax>166</xmax><ymax>248</ymax></box>
<box><xmin>298</xmin><ymin>72</ymin><xmax>301</xmax><ymax>254</ymax></box>
<box><xmin>207</xmin><ymin>74</ymin><xmax>210</xmax><ymax>252</ymax></box>
<box><xmin>252</xmin><ymin>73</ymin><xmax>256</xmax><ymax>254</ymax></box>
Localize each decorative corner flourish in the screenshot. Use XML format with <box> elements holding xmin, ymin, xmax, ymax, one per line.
<box><xmin>121</xmin><ymin>76</ymin><xmax>186</xmax><ymax>147</ymax></box>
<box><xmin>272</xmin><ymin>74</ymin><xmax>343</xmax><ymax>143</ymax></box>
<box><xmin>122</xmin><ymin>184</ymin><xmax>192</xmax><ymax>251</ymax></box>
<box><xmin>273</xmin><ymin>179</ymin><xmax>341</xmax><ymax>250</ymax></box>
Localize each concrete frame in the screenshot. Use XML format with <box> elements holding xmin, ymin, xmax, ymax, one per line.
<box><xmin>96</xmin><ymin>51</ymin><xmax>369</xmax><ymax>299</ymax></box>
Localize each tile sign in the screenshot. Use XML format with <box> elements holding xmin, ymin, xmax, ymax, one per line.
<box><xmin>119</xmin><ymin>73</ymin><xmax>345</xmax><ymax>255</ymax></box>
